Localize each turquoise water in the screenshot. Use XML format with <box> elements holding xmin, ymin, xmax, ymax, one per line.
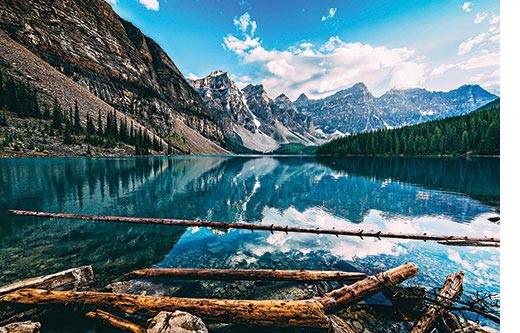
<box><xmin>0</xmin><ymin>156</ymin><xmax>499</xmax><ymax>299</ymax></box>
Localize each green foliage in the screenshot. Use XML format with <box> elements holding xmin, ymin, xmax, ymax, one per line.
<box><xmin>316</xmin><ymin>101</ymin><xmax>500</xmax><ymax>156</ymax></box>
<box><xmin>0</xmin><ymin>71</ymin><xmax>41</xmax><ymax>118</ymax></box>
<box><xmin>0</xmin><ymin>111</ymin><xmax>7</xmax><ymax>126</ymax></box>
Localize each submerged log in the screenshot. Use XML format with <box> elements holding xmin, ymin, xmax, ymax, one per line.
<box><xmin>0</xmin><ymin>289</ymin><xmax>330</xmax><ymax>328</ymax></box>
<box><xmin>127</xmin><ymin>268</ymin><xmax>367</xmax><ymax>282</ymax></box>
<box><xmin>85</xmin><ymin>309</ymin><xmax>144</xmax><ymax>333</ymax></box>
<box><xmin>0</xmin><ymin>266</ymin><xmax>93</xmax><ymax>296</ymax></box>
<box><xmin>410</xmin><ymin>271</ymin><xmax>464</xmax><ymax>333</ymax></box>
<box><xmin>317</xmin><ymin>263</ymin><xmax>419</xmax><ymax>313</ymax></box>
<box><xmin>8</xmin><ymin>210</ymin><xmax>500</xmax><ymax>246</ymax></box>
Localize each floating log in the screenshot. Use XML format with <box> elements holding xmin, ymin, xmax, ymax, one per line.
<box><xmin>1</xmin><ymin>289</ymin><xmax>330</xmax><ymax>328</ymax></box>
<box><xmin>0</xmin><ymin>266</ymin><xmax>93</xmax><ymax>296</ymax></box>
<box><xmin>85</xmin><ymin>309</ymin><xmax>144</xmax><ymax>333</ymax></box>
<box><xmin>317</xmin><ymin>263</ymin><xmax>418</xmax><ymax>313</ymax></box>
<box><xmin>127</xmin><ymin>268</ymin><xmax>367</xmax><ymax>282</ymax></box>
<box><xmin>8</xmin><ymin>210</ymin><xmax>500</xmax><ymax>246</ymax></box>
<box><xmin>410</xmin><ymin>271</ymin><xmax>464</xmax><ymax>333</ymax></box>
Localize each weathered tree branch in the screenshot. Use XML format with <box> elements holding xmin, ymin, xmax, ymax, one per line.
<box><xmin>410</xmin><ymin>271</ymin><xmax>464</xmax><ymax>333</ymax></box>
<box><xmin>85</xmin><ymin>309</ymin><xmax>144</xmax><ymax>333</ymax></box>
<box><xmin>317</xmin><ymin>263</ymin><xmax>419</xmax><ymax>313</ymax></box>
<box><xmin>127</xmin><ymin>268</ymin><xmax>366</xmax><ymax>282</ymax></box>
<box><xmin>0</xmin><ymin>266</ymin><xmax>93</xmax><ymax>296</ymax></box>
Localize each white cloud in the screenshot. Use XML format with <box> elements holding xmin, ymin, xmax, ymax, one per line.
<box><xmin>389</xmin><ymin>62</ymin><xmax>427</xmax><ymax>89</ymax></box>
<box><xmin>223</xmin><ymin>35</ymin><xmax>260</xmax><ymax>56</ymax></box>
<box><xmin>139</xmin><ymin>0</ymin><xmax>159</xmax><ymax>11</ymax></box>
<box><xmin>233</xmin><ymin>12</ymin><xmax>257</xmax><ymax>36</ymax></box>
<box><xmin>474</xmin><ymin>12</ymin><xmax>488</xmax><ymax>24</ymax></box>
<box><xmin>432</xmin><ymin>52</ymin><xmax>499</xmax><ymax>76</ymax></box>
<box><xmin>321</xmin><ymin>7</ymin><xmax>337</xmax><ymax>21</ymax></box>
<box><xmin>461</xmin><ymin>2</ymin><xmax>472</xmax><ymax>12</ymax></box>
<box><xmin>457</xmin><ymin>14</ymin><xmax>499</xmax><ymax>56</ymax></box>
<box><xmin>224</xmin><ymin>14</ymin><xmax>425</xmax><ymax>99</ymax></box>
<box><xmin>458</xmin><ymin>32</ymin><xmax>488</xmax><ymax>55</ymax></box>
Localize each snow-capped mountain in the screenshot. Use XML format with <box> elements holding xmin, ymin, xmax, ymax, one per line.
<box><xmin>295</xmin><ymin>83</ymin><xmax>498</xmax><ymax>135</ymax></box>
<box><xmin>191</xmin><ymin>71</ymin><xmax>321</xmax><ymax>152</ymax></box>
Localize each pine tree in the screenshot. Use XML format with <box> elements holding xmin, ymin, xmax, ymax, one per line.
<box><xmin>97</xmin><ymin>110</ymin><xmax>104</xmax><ymax>137</ymax></box>
<box><xmin>73</xmin><ymin>100</ymin><xmax>82</xmax><ymax>134</ymax></box>
<box><xmin>51</xmin><ymin>97</ymin><xmax>63</xmax><ymax>130</ymax></box>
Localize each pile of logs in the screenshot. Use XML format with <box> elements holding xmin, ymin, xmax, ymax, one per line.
<box><xmin>0</xmin><ymin>263</ymin><xmax>495</xmax><ymax>332</ymax></box>
<box><xmin>0</xmin><ymin>264</ymin><xmax>421</xmax><ymax>331</ymax></box>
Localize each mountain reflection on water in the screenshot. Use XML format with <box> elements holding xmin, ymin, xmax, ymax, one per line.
<box><xmin>0</xmin><ymin>156</ymin><xmax>499</xmax><ymax>298</ymax></box>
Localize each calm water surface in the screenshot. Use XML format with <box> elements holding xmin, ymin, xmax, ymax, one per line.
<box><xmin>0</xmin><ymin>156</ymin><xmax>499</xmax><ymax>298</ymax></box>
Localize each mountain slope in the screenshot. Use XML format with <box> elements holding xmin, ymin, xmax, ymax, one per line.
<box><xmin>295</xmin><ymin>83</ymin><xmax>498</xmax><ymax>135</ymax></box>
<box><xmin>0</xmin><ymin>0</ymin><xmax>227</xmax><ymax>154</ymax></box>
<box><xmin>191</xmin><ymin>71</ymin><xmax>322</xmax><ymax>152</ymax></box>
<box><xmin>316</xmin><ymin>99</ymin><xmax>500</xmax><ymax>156</ymax></box>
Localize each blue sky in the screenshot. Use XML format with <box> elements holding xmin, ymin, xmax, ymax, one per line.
<box><xmin>107</xmin><ymin>0</ymin><xmax>500</xmax><ymax>99</ymax></box>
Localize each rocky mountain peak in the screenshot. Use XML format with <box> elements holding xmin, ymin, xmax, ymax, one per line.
<box><xmin>295</xmin><ymin>93</ymin><xmax>309</xmax><ymax>104</ymax></box>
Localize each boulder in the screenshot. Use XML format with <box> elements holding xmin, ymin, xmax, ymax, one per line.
<box><xmin>147</xmin><ymin>311</ymin><xmax>207</xmax><ymax>333</ymax></box>
<box><xmin>0</xmin><ymin>321</ymin><xmax>40</xmax><ymax>333</ymax></box>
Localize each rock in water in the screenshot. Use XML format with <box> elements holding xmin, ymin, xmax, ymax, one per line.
<box><xmin>147</xmin><ymin>311</ymin><xmax>208</xmax><ymax>333</ymax></box>
<box><xmin>0</xmin><ymin>321</ymin><xmax>41</xmax><ymax>333</ymax></box>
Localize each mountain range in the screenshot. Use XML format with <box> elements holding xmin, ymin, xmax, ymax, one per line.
<box><xmin>0</xmin><ymin>0</ymin><xmax>498</xmax><ymax>155</ymax></box>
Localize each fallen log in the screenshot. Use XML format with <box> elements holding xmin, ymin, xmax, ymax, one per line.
<box><xmin>317</xmin><ymin>263</ymin><xmax>419</xmax><ymax>313</ymax></box>
<box><xmin>1</xmin><ymin>289</ymin><xmax>330</xmax><ymax>328</ymax></box>
<box><xmin>0</xmin><ymin>266</ymin><xmax>93</xmax><ymax>296</ymax></box>
<box><xmin>410</xmin><ymin>271</ymin><xmax>464</xmax><ymax>333</ymax></box>
<box><xmin>0</xmin><ymin>321</ymin><xmax>40</xmax><ymax>333</ymax></box>
<box><xmin>8</xmin><ymin>210</ymin><xmax>500</xmax><ymax>246</ymax></box>
<box><xmin>85</xmin><ymin>309</ymin><xmax>144</xmax><ymax>333</ymax></box>
<box><xmin>127</xmin><ymin>268</ymin><xmax>366</xmax><ymax>282</ymax></box>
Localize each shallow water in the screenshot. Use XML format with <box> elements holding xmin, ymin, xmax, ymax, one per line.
<box><xmin>0</xmin><ymin>156</ymin><xmax>499</xmax><ymax>299</ymax></box>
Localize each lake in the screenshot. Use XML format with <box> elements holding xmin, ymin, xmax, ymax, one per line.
<box><xmin>0</xmin><ymin>156</ymin><xmax>499</xmax><ymax>304</ymax></box>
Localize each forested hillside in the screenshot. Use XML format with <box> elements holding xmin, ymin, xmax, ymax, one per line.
<box><xmin>0</xmin><ymin>70</ymin><xmax>166</xmax><ymax>155</ymax></box>
<box><xmin>316</xmin><ymin>100</ymin><xmax>499</xmax><ymax>156</ymax></box>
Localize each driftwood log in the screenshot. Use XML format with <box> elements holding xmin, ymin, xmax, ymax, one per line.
<box><xmin>9</xmin><ymin>210</ymin><xmax>500</xmax><ymax>246</ymax></box>
<box><xmin>0</xmin><ymin>266</ymin><xmax>93</xmax><ymax>296</ymax></box>
<box><xmin>410</xmin><ymin>271</ymin><xmax>464</xmax><ymax>333</ymax></box>
<box><xmin>1</xmin><ymin>289</ymin><xmax>330</xmax><ymax>328</ymax></box>
<box><xmin>0</xmin><ymin>264</ymin><xmax>417</xmax><ymax>328</ymax></box>
<box><xmin>85</xmin><ymin>309</ymin><xmax>144</xmax><ymax>333</ymax></box>
<box><xmin>317</xmin><ymin>263</ymin><xmax>419</xmax><ymax>313</ymax></box>
<box><xmin>0</xmin><ymin>321</ymin><xmax>40</xmax><ymax>333</ymax></box>
<box><xmin>127</xmin><ymin>268</ymin><xmax>366</xmax><ymax>282</ymax></box>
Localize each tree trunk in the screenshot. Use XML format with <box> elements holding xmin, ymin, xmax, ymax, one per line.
<box><xmin>317</xmin><ymin>263</ymin><xmax>419</xmax><ymax>313</ymax></box>
<box><xmin>127</xmin><ymin>268</ymin><xmax>366</xmax><ymax>282</ymax></box>
<box><xmin>85</xmin><ymin>309</ymin><xmax>144</xmax><ymax>333</ymax></box>
<box><xmin>0</xmin><ymin>266</ymin><xmax>93</xmax><ymax>296</ymax></box>
<box><xmin>410</xmin><ymin>271</ymin><xmax>464</xmax><ymax>333</ymax></box>
<box><xmin>9</xmin><ymin>210</ymin><xmax>499</xmax><ymax>246</ymax></box>
<box><xmin>1</xmin><ymin>289</ymin><xmax>330</xmax><ymax>328</ymax></box>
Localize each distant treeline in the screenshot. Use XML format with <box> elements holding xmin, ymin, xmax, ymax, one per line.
<box><xmin>316</xmin><ymin>101</ymin><xmax>499</xmax><ymax>156</ymax></box>
<box><xmin>0</xmin><ymin>71</ymin><xmax>167</xmax><ymax>155</ymax></box>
